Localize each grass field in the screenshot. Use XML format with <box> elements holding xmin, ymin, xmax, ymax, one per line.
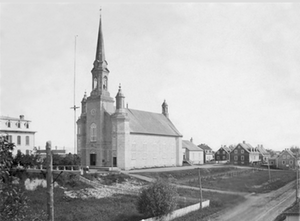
<box><xmin>137</xmin><ymin>167</ymin><xmax>296</xmax><ymax>193</ymax></box>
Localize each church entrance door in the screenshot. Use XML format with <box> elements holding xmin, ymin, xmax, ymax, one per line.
<box><xmin>113</xmin><ymin>157</ymin><xmax>117</xmax><ymax>167</ymax></box>
<box><xmin>90</xmin><ymin>154</ymin><xmax>96</xmax><ymax>166</ymax></box>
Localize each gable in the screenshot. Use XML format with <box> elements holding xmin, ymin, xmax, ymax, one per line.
<box><xmin>126</xmin><ymin>109</ymin><xmax>182</xmax><ymax>137</ymax></box>
<box><xmin>182</xmin><ymin>140</ymin><xmax>203</xmax><ymax>151</ymax></box>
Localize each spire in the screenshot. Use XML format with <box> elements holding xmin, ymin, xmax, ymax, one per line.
<box><xmin>93</xmin><ymin>9</ymin><xmax>108</xmax><ymax>72</ymax></box>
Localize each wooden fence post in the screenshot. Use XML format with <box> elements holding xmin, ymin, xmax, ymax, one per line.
<box><xmin>46</xmin><ymin>141</ymin><xmax>54</xmax><ymax>221</ymax></box>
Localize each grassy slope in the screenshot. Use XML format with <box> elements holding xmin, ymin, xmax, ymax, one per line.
<box><xmin>174</xmin><ymin>188</ymin><xmax>246</xmax><ymax>221</ymax></box>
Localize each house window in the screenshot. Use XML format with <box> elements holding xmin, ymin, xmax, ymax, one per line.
<box><xmin>223</xmin><ymin>151</ymin><xmax>225</xmax><ymax>154</ymax></box>
<box><xmin>217</xmin><ymin>156</ymin><xmax>220</xmax><ymax>160</ymax></box>
<box><xmin>26</xmin><ymin>123</ymin><xmax>29</xmax><ymax>129</ymax></box>
<box><xmin>282</xmin><ymin>160</ymin><xmax>285</xmax><ymax>165</ymax></box>
<box><xmin>7</xmin><ymin>121</ymin><xmax>11</xmax><ymax>128</ymax></box>
<box><xmin>241</xmin><ymin>150</ymin><xmax>244</xmax><ymax>154</ymax></box>
<box><xmin>17</xmin><ymin>122</ymin><xmax>21</xmax><ymax>128</ymax></box>
<box><xmin>90</xmin><ymin>123</ymin><xmax>97</xmax><ymax>142</ymax></box>
<box><xmin>283</xmin><ymin>155</ymin><xmax>286</xmax><ymax>159</ymax></box>
<box><xmin>26</xmin><ymin>136</ymin><xmax>29</xmax><ymax>145</ymax></box>
<box><xmin>7</xmin><ymin>135</ymin><xmax>12</xmax><ymax>143</ymax></box>
<box><xmin>222</xmin><ymin>156</ymin><xmax>226</xmax><ymax>160</ymax></box>
<box><xmin>234</xmin><ymin>150</ymin><xmax>238</xmax><ymax>154</ymax></box>
<box><xmin>241</xmin><ymin>156</ymin><xmax>244</xmax><ymax>161</ymax></box>
<box><xmin>234</xmin><ymin>156</ymin><xmax>238</xmax><ymax>161</ymax></box>
<box><xmin>17</xmin><ymin>136</ymin><xmax>21</xmax><ymax>145</ymax></box>
<box><xmin>217</xmin><ymin>151</ymin><xmax>219</xmax><ymax>154</ymax></box>
<box><xmin>287</xmin><ymin>155</ymin><xmax>290</xmax><ymax>159</ymax></box>
<box><xmin>289</xmin><ymin>160</ymin><xmax>293</xmax><ymax>165</ymax></box>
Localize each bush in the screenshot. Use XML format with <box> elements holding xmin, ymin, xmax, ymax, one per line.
<box><xmin>137</xmin><ymin>179</ymin><xmax>178</xmax><ymax>217</ymax></box>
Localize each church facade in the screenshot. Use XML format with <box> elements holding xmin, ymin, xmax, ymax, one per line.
<box><xmin>77</xmin><ymin>15</ymin><xmax>182</xmax><ymax>170</ymax></box>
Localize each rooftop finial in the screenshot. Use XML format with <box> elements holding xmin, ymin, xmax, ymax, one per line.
<box><xmin>119</xmin><ymin>83</ymin><xmax>121</xmax><ymax>90</ymax></box>
<box><xmin>99</xmin><ymin>7</ymin><xmax>102</xmax><ymax>17</ymax></box>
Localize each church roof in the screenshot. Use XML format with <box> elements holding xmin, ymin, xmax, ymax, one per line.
<box><xmin>126</xmin><ymin>109</ymin><xmax>182</xmax><ymax>137</ymax></box>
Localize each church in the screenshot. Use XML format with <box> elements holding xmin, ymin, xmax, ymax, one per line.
<box><xmin>77</xmin><ymin>15</ymin><xmax>183</xmax><ymax>170</ymax></box>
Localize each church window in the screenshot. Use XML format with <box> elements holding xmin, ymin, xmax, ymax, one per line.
<box><xmin>7</xmin><ymin>121</ymin><xmax>11</xmax><ymax>128</ymax></box>
<box><xmin>103</xmin><ymin>76</ymin><xmax>108</xmax><ymax>90</ymax></box>
<box><xmin>17</xmin><ymin>122</ymin><xmax>21</xmax><ymax>128</ymax></box>
<box><xmin>93</xmin><ymin>78</ymin><xmax>97</xmax><ymax>90</ymax></box>
<box><xmin>90</xmin><ymin>123</ymin><xmax>97</xmax><ymax>142</ymax></box>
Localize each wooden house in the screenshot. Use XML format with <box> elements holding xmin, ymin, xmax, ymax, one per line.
<box><xmin>230</xmin><ymin>141</ymin><xmax>260</xmax><ymax>166</ymax></box>
<box><xmin>255</xmin><ymin>144</ymin><xmax>271</xmax><ymax>163</ymax></box>
<box><xmin>215</xmin><ymin>145</ymin><xmax>231</xmax><ymax>162</ymax></box>
<box><xmin>182</xmin><ymin>139</ymin><xmax>204</xmax><ymax>165</ymax></box>
<box><xmin>277</xmin><ymin>149</ymin><xmax>296</xmax><ymax>170</ymax></box>
<box><xmin>198</xmin><ymin>143</ymin><xmax>214</xmax><ymax>163</ymax></box>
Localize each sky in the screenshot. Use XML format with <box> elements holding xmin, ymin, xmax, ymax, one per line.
<box><xmin>1</xmin><ymin>2</ymin><xmax>300</xmax><ymax>153</ymax></box>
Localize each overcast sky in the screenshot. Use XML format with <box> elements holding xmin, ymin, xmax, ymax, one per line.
<box><xmin>1</xmin><ymin>2</ymin><xmax>300</xmax><ymax>153</ymax></box>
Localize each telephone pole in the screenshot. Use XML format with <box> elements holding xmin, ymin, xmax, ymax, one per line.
<box><xmin>198</xmin><ymin>167</ymin><xmax>203</xmax><ymax>209</ymax></box>
<box><xmin>70</xmin><ymin>35</ymin><xmax>79</xmax><ymax>154</ymax></box>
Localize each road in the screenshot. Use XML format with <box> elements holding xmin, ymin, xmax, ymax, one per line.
<box><xmin>207</xmin><ymin>180</ymin><xmax>297</xmax><ymax>221</ymax></box>
<box><xmin>125</xmin><ymin>166</ymin><xmax>298</xmax><ymax>221</ymax></box>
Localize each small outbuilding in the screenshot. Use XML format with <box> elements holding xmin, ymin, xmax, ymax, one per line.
<box><xmin>182</xmin><ymin>138</ymin><xmax>204</xmax><ymax>165</ymax></box>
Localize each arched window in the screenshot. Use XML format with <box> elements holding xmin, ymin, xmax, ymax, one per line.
<box><xmin>90</xmin><ymin>123</ymin><xmax>97</xmax><ymax>142</ymax></box>
<box><xmin>103</xmin><ymin>76</ymin><xmax>108</xmax><ymax>90</ymax></box>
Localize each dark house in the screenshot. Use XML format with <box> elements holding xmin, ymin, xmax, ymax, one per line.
<box><xmin>215</xmin><ymin>145</ymin><xmax>231</xmax><ymax>162</ymax></box>
<box><xmin>230</xmin><ymin>141</ymin><xmax>260</xmax><ymax>166</ymax></box>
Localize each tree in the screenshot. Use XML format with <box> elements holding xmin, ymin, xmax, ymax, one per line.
<box><xmin>0</xmin><ymin>135</ymin><xmax>28</xmax><ymax>221</ymax></box>
<box><xmin>137</xmin><ymin>179</ymin><xmax>178</xmax><ymax>217</ymax></box>
<box><xmin>266</xmin><ymin>149</ymin><xmax>277</xmax><ymax>157</ymax></box>
<box><xmin>290</xmin><ymin>146</ymin><xmax>300</xmax><ymax>155</ymax></box>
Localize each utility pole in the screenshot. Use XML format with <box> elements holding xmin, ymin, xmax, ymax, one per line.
<box><xmin>46</xmin><ymin>141</ymin><xmax>54</xmax><ymax>221</ymax></box>
<box><xmin>296</xmin><ymin>150</ymin><xmax>299</xmax><ymax>202</ymax></box>
<box><xmin>267</xmin><ymin>157</ymin><xmax>271</xmax><ymax>181</ymax></box>
<box><xmin>198</xmin><ymin>167</ymin><xmax>203</xmax><ymax>209</ymax></box>
<box><xmin>70</xmin><ymin>35</ymin><xmax>79</xmax><ymax>155</ymax></box>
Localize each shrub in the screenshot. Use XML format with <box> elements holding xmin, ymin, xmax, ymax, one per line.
<box><xmin>137</xmin><ymin>179</ymin><xmax>178</xmax><ymax>217</ymax></box>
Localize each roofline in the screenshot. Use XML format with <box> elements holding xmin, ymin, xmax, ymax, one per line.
<box><xmin>0</xmin><ymin>130</ymin><xmax>36</xmax><ymax>134</ymax></box>
<box><xmin>130</xmin><ymin>132</ymin><xmax>182</xmax><ymax>138</ymax></box>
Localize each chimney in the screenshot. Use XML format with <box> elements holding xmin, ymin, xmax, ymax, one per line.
<box><xmin>190</xmin><ymin>137</ymin><xmax>193</xmax><ymax>143</ymax></box>
<box><xmin>243</xmin><ymin>141</ymin><xmax>245</xmax><ymax>144</ymax></box>
<box><xmin>20</xmin><ymin>115</ymin><xmax>24</xmax><ymax>120</ymax></box>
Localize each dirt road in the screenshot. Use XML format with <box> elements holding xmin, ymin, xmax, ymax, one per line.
<box><xmin>208</xmin><ymin>181</ymin><xmax>297</xmax><ymax>221</ymax></box>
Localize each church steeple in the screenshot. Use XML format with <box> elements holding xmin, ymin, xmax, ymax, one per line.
<box><xmin>91</xmin><ymin>10</ymin><xmax>110</xmax><ymax>96</ymax></box>
<box><xmin>93</xmin><ymin>12</ymin><xmax>108</xmax><ymax>72</ymax></box>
